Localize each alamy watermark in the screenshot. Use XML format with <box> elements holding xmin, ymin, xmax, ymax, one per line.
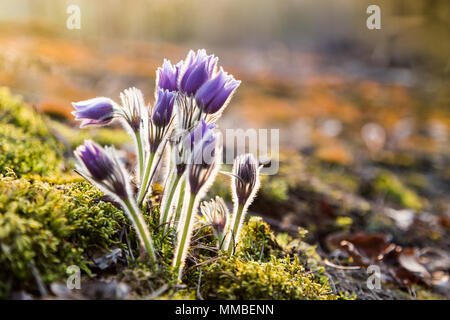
<box><xmin>66</xmin><ymin>4</ymin><xmax>81</xmax><ymax>30</ymax></box>
<box><xmin>366</xmin><ymin>5</ymin><xmax>381</xmax><ymax>30</ymax></box>
<box><xmin>66</xmin><ymin>265</ymin><xmax>81</xmax><ymax>289</ymax></box>
<box><xmin>366</xmin><ymin>265</ymin><xmax>381</xmax><ymax>290</ymax></box>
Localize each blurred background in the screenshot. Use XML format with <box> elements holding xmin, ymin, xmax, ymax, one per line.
<box><xmin>0</xmin><ymin>0</ymin><xmax>449</xmax><ymax>297</ymax></box>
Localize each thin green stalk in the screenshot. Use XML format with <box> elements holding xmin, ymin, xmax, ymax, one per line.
<box><xmin>228</xmin><ymin>204</ymin><xmax>245</xmax><ymax>255</ymax></box>
<box><xmin>137</xmin><ymin>152</ymin><xmax>155</xmax><ymax>205</ymax></box>
<box><xmin>134</xmin><ymin>131</ymin><xmax>144</xmax><ymax>181</ymax></box>
<box><xmin>173</xmin><ymin>192</ymin><xmax>196</xmax><ymax>279</ymax></box>
<box><xmin>173</xmin><ymin>177</ymin><xmax>186</xmax><ymax>228</ymax></box>
<box><xmin>160</xmin><ymin>172</ymin><xmax>181</xmax><ymax>225</ymax></box>
<box><xmin>122</xmin><ymin>197</ymin><xmax>157</xmax><ymax>267</ymax></box>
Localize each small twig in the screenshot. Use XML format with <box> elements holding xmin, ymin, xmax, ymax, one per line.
<box><xmin>192</xmin><ymin>224</ymin><xmax>212</xmax><ymax>238</ymax></box>
<box><xmin>123</xmin><ymin>227</ymin><xmax>135</xmax><ymax>263</ymax></box>
<box><xmin>190</xmin><ymin>244</ymin><xmax>218</xmax><ymax>253</ymax></box>
<box><xmin>146</xmin><ymin>284</ymin><xmax>169</xmax><ymax>300</ymax></box>
<box><xmin>324</xmin><ymin>259</ymin><xmax>361</xmax><ymax>270</ymax></box>
<box><xmin>185</xmin><ymin>256</ymin><xmax>223</xmax><ymax>273</ymax></box>
<box><xmin>259</xmin><ymin>241</ymin><xmax>265</xmax><ymax>261</ymax></box>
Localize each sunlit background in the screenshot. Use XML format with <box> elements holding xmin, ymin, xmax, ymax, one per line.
<box><xmin>0</xmin><ymin>0</ymin><xmax>448</xmax><ymax>136</ymax></box>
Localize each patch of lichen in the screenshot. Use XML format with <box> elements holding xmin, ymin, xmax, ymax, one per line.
<box><xmin>0</xmin><ymin>88</ymin><xmax>62</xmax><ymax>176</ymax></box>
<box><xmin>182</xmin><ymin>217</ymin><xmax>343</xmax><ymax>300</ymax></box>
<box><xmin>0</xmin><ymin>174</ymin><xmax>129</xmax><ymax>298</ymax></box>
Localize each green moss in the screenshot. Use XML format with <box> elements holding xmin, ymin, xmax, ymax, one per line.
<box><xmin>199</xmin><ymin>255</ymin><xmax>337</xmax><ymax>299</ymax></box>
<box><xmin>0</xmin><ymin>125</ymin><xmax>61</xmax><ymax>177</ymax></box>
<box><xmin>63</xmin><ymin>181</ymin><xmax>128</xmax><ymax>251</ymax></box>
<box><xmin>0</xmin><ymin>174</ymin><xmax>128</xmax><ymax>298</ymax></box>
<box><xmin>0</xmin><ymin>88</ymin><xmax>52</xmax><ymax>137</ymax></box>
<box><xmin>0</xmin><ymin>176</ymin><xmax>82</xmax><ymax>297</ymax></box>
<box><xmin>259</xmin><ymin>176</ymin><xmax>289</xmax><ymax>202</ymax></box>
<box><xmin>372</xmin><ymin>171</ymin><xmax>423</xmax><ymax>211</ymax></box>
<box><xmin>183</xmin><ymin>217</ymin><xmax>342</xmax><ymax>300</ymax></box>
<box><xmin>0</xmin><ymin>88</ymin><xmax>62</xmax><ymax>176</ymax></box>
<box><xmin>237</xmin><ymin>216</ymin><xmax>285</xmax><ymax>261</ymax></box>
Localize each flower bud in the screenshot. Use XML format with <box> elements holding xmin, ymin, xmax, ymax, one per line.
<box><xmin>232</xmin><ymin>153</ymin><xmax>260</xmax><ymax>206</ymax></box>
<box><xmin>72</xmin><ymin>97</ymin><xmax>116</xmax><ymax>128</ymax></box>
<box><xmin>75</xmin><ymin>140</ymin><xmax>129</xmax><ymax>199</ymax></box>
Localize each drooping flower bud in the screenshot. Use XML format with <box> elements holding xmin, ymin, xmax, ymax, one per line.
<box><xmin>75</xmin><ymin>140</ymin><xmax>157</xmax><ymax>266</ymax></box>
<box><xmin>156</xmin><ymin>59</ymin><xmax>182</xmax><ymax>92</ymax></box>
<box><xmin>195</xmin><ymin>68</ymin><xmax>240</xmax><ymax>115</ymax></box>
<box><xmin>75</xmin><ymin>140</ymin><xmax>129</xmax><ymax>199</ymax></box>
<box><xmin>72</xmin><ymin>97</ymin><xmax>116</xmax><ymax>128</ymax></box>
<box><xmin>179</xmin><ymin>49</ymin><xmax>217</xmax><ymax>96</ymax></box>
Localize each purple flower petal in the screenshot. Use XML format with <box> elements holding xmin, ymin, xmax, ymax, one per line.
<box><xmin>157</xmin><ymin>59</ymin><xmax>182</xmax><ymax>92</ymax></box>
<box><xmin>72</xmin><ymin>97</ymin><xmax>115</xmax><ymax>128</ymax></box>
<box><xmin>195</xmin><ymin>68</ymin><xmax>240</xmax><ymax>114</ymax></box>
<box><xmin>179</xmin><ymin>49</ymin><xmax>218</xmax><ymax>95</ymax></box>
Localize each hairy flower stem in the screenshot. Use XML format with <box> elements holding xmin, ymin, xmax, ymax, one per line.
<box><xmin>134</xmin><ymin>131</ymin><xmax>144</xmax><ymax>181</ymax></box>
<box><xmin>137</xmin><ymin>152</ymin><xmax>155</xmax><ymax>205</ymax></box>
<box><xmin>121</xmin><ymin>197</ymin><xmax>157</xmax><ymax>268</ymax></box>
<box><xmin>173</xmin><ymin>192</ymin><xmax>196</xmax><ymax>280</ymax></box>
<box><xmin>172</xmin><ymin>178</ymin><xmax>186</xmax><ymax>229</ymax></box>
<box><xmin>160</xmin><ymin>172</ymin><xmax>181</xmax><ymax>225</ymax></box>
<box><xmin>227</xmin><ymin>204</ymin><xmax>245</xmax><ymax>255</ymax></box>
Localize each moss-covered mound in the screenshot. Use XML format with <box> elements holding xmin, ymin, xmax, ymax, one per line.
<box><xmin>0</xmin><ymin>172</ymin><xmax>339</xmax><ymax>299</ymax></box>
<box><xmin>0</xmin><ymin>174</ymin><xmax>128</xmax><ymax>298</ymax></box>
<box><xmin>175</xmin><ymin>217</ymin><xmax>343</xmax><ymax>300</ymax></box>
<box><xmin>0</xmin><ymin>88</ymin><xmax>62</xmax><ymax>176</ymax></box>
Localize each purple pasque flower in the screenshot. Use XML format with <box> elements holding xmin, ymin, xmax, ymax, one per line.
<box><xmin>152</xmin><ymin>89</ymin><xmax>176</xmax><ymax>128</ymax></box>
<box><xmin>179</xmin><ymin>49</ymin><xmax>217</xmax><ymax>96</ymax></box>
<box><xmin>232</xmin><ymin>153</ymin><xmax>260</xmax><ymax>205</ymax></box>
<box><xmin>187</xmin><ymin>121</ymin><xmax>220</xmax><ymax>194</ymax></box>
<box><xmin>75</xmin><ymin>140</ymin><xmax>129</xmax><ymax>199</ymax></box>
<box><xmin>156</xmin><ymin>59</ymin><xmax>182</xmax><ymax>92</ymax></box>
<box><xmin>195</xmin><ymin>68</ymin><xmax>240</xmax><ymax>115</ymax></box>
<box><xmin>72</xmin><ymin>97</ymin><xmax>116</xmax><ymax>128</ymax></box>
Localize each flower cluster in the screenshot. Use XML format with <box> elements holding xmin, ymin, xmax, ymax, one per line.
<box><xmin>72</xmin><ymin>49</ymin><xmax>259</xmax><ymax>280</ymax></box>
